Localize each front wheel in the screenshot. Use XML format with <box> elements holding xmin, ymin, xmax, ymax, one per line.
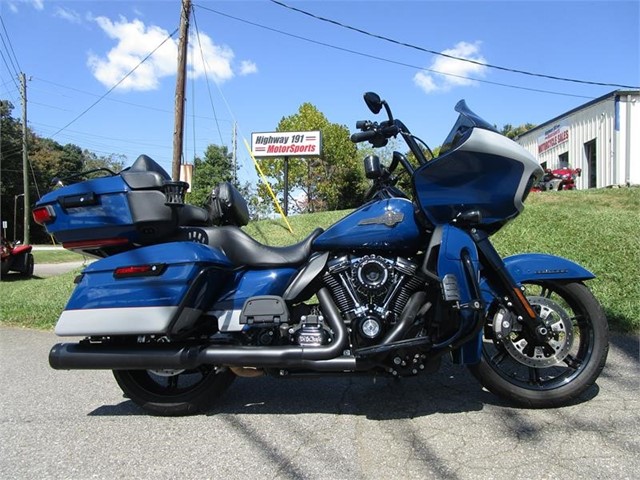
<box><xmin>113</xmin><ymin>365</ymin><xmax>235</xmax><ymax>416</ymax></box>
<box><xmin>469</xmin><ymin>281</ymin><xmax>608</xmax><ymax>408</ymax></box>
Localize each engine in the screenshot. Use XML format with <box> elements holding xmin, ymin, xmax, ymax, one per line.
<box><xmin>322</xmin><ymin>253</ymin><xmax>425</xmax><ymax>348</ymax></box>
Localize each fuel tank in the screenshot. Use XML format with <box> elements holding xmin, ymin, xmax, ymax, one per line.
<box><xmin>312</xmin><ymin>198</ymin><xmax>422</xmax><ymax>252</ymax></box>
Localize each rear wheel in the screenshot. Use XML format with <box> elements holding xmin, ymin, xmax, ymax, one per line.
<box><xmin>113</xmin><ymin>365</ymin><xmax>235</xmax><ymax>416</ymax></box>
<box><xmin>469</xmin><ymin>281</ymin><xmax>608</xmax><ymax>408</ymax></box>
<box><xmin>19</xmin><ymin>253</ymin><xmax>34</xmax><ymax>277</ymax></box>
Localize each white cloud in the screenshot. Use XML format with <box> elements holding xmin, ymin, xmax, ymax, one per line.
<box><xmin>7</xmin><ymin>0</ymin><xmax>43</xmax><ymax>12</ymax></box>
<box><xmin>88</xmin><ymin>16</ymin><xmax>256</xmax><ymax>92</ymax></box>
<box><xmin>188</xmin><ymin>31</ymin><xmax>234</xmax><ymax>84</ymax></box>
<box><xmin>239</xmin><ymin>60</ymin><xmax>258</xmax><ymax>76</ymax></box>
<box><xmin>413</xmin><ymin>41</ymin><xmax>488</xmax><ymax>94</ymax></box>
<box><xmin>88</xmin><ymin>16</ymin><xmax>177</xmax><ymax>91</ymax></box>
<box><xmin>54</xmin><ymin>6</ymin><xmax>82</xmax><ymax>24</ymax></box>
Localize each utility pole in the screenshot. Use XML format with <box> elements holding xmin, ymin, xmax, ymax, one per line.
<box><xmin>20</xmin><ymin>73</ymin><xmax>29</xmax><ymax>244</ymax></box>
<box><xmin>172</xmin><ymin>0</ymin><xmax>191</xmax><ymax>181</ymax></box>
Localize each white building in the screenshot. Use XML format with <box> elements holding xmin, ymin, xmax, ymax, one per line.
<box><xmin>516</xmin><ymin>90</ymin><xmax>639</xmax><ymax>188</ymax></box>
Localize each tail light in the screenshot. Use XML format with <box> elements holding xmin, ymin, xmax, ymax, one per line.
<box><xmin>62</xmin><ymin>238</ymin><xmax>130</xmax><ymax>250</ymax></box>
<box><xmin>32</xmin><ymin>205</ymin><xmax>56</xmax><ymax>225</ymax></box>
<box><xmin>114</xmin><ymin>263</ymin><xmax>167</xmax><ymax>279</ymax></box>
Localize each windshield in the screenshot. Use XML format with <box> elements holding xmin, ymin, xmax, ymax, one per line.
<box><xmin>438</xmin><ymin>100</ymin><xmax>498</xmax><ymax>155</ymax></box>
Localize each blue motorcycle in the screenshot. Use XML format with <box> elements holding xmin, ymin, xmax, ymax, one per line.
<box><xmin>35</xmin><ymin>92</ymin><xmax>608</xmax><ymax>416</ymax></box>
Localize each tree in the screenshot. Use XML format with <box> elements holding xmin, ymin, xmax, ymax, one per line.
<box><xmin>501</xmin><ymin>123</ymin><xmax>536</xmax><ymax>139</ymax></box>
<box><xmin>257</xmin><ymin>103</ymin><xmax>365</xmax><ymax>213</ymax></box>
<box><xmin>81</xmin><ymin>150</ymin><xmax>126</xmax><ymax>173</ymax></box>
<box><xmin>187</xmin><ymin>144</ymin><xmax>235</xmax><ymax>208</ymax></box>
<box><xmin>29</xmin><ymin>140</ymin><xmax>83</xmax><ymax>190</ymax></box>
<box><xmin>1</xmin><ymin>100</ymin><xmax>23</xmax><ymax>205</ymax></box>
<box><xmin>0</xmin><ymin>100</ymin><xmax>35</xmax><ymax>242</ymax></box>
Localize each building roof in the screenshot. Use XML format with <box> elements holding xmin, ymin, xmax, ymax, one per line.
<box><xmin>516</xmin><ymin>89</ymin><xmax>640</xmax><ymax>139</ymax></box>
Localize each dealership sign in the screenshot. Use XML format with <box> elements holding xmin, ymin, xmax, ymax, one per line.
<box><xmin>538</xmin><ymin>122</ymin><xmax>569</xmax><ymax>154</ymax></box>
<box><xmin>251</xmin><ymin>131</ymin><xmax>322</xmax><ymax>157</ymax></box>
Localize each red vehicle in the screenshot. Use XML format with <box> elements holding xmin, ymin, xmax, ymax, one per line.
<box><xmin>1</xmin><ymin>237</ymin><xmax>34</xmax><ymax>278</ymax></box>
<box><xmin>532</xmin><ymin>167</ymin><xmax>582</xmax><ymax>192</ymax></box>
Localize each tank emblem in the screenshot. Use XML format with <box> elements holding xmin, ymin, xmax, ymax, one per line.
<box><xmin>358</xmin><ymin>211</ymin><xmax>404</xmax><ymax>227</ymax></box>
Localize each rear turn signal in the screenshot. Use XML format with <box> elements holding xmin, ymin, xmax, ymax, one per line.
<box><xmin>114</xmin><ymin>263</ymin><xmax>167</xmax><ymax>279</ymax></box>
<box><xmin>32</xmin><ymin>205</ymin><xmax>56</xmax><ymax>225</ymax></box>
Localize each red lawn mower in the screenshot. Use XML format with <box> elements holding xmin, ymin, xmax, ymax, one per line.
<box><xmin>1</xmin><ymin>236</ymin><xmax>34</xmax><ymax>278</ymax></box>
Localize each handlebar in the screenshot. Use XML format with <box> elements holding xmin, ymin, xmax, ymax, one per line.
<box><xmin>350</xmin><ymin>130</ymin><xmax>378</xmax><ymax>143</ymax></box>
<box><xmin>350</xmin><ymin>121</ymin><xmax>400</xmax><ymax>146</ymax></box>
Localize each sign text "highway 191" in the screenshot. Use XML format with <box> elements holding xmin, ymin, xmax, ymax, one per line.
<box><xmin>251</xmin><ymin>130</ymin><xmax>322</xmax><ymax>158</ymax></box>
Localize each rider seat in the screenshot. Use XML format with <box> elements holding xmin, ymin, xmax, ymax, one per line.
<box><xmin>175</xmin><ymin>226</ymin><xmax>324</xmax><ymax>268</ymax></box>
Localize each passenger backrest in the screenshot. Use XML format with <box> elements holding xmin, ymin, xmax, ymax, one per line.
<box><xmin>208</xmin><ymin>182</ymin><xmax>250</xmax><ymax>227</ymax></box>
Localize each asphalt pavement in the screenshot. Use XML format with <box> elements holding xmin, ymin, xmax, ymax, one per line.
<box><xmin>33</xmin><ymin>260</ymin><xmax>89</xmax><ymax>278</ymax></box>
<box><xmin>0</xmin><ymin>326</ymin><xmax>638</xmax><ymax>480</ymax></box>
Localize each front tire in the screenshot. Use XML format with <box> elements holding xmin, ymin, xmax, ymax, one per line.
<box><xmin>469</xmin><ymin>281</ymin><xmax>608</xmax><ymax>408</ymax></box>
<box><xmin>113</xmin><ymin>365</ymin><xmax>235</xmax><ymax>416</ymax></box>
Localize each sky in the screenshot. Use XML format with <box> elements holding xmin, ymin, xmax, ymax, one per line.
<box><xmin>1</xmin><ymin>0</ymin><xmax>639</xmax><ymax>189</ymax></box>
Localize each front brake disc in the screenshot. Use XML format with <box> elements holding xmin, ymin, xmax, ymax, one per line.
<box><xmin>500</xmin><ymin>296</ymin><xmax>574</xmax><ymax>368</ymax></box>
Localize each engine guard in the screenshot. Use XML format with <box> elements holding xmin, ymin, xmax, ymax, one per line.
<box><xmin>435</xmin><ymin>226</ymin><xmax>484</xmax><ymax>365</ymax></box>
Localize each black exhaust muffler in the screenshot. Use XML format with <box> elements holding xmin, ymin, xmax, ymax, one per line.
<box><xmin>49</xmin><ymin>288</ymin><xmax>353</xmax><ymax>372</ymax></box>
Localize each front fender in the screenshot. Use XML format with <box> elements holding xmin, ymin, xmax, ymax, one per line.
<box><xmin>500</xmin><ymin>253</ymin><xmax>595</xmax><ymax>283</ymax></box>
<box><xmin>479</xmin><ymin>252</ymin><xmax>594</xmax><ymax>308</ymax></box>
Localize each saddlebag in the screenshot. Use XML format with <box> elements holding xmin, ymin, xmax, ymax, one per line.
<box><xmin>54</xmin><ymin>242</ymin><xmax>233</xmax><ymax>337</ymax></box>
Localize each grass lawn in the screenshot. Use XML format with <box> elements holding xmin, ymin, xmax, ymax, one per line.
<box><xmin>32</xmin><ymin>249</ymin><xmax>87</xmax><ymax>264</ymax></box>
<box><xmin>1</xmin><ymin>188</ymin><xmax>638</xmax><ymax>332</ymax></box>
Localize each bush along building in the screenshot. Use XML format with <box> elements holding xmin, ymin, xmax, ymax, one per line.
<box><xmin>516</xmin><ymin>90</ymin><xmax>639</xmax><ymax>189</ymax></box>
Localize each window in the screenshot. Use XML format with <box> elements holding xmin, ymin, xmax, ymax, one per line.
<box><xmin>558</xmin><ymin>152</ymin><xmax>569</xmax><ymax>168</ymax></box>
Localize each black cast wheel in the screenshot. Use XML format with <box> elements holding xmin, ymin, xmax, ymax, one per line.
<box><xmin>113</xmin><ymin>365</ymin><xmax>235</xmax><ymax>416</ymax></box>
<box><xmin>469</xmin><ymin>281</ymin><xmax>608</xmax><ymax>408</ymax></box>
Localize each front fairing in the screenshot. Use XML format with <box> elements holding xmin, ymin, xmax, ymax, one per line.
<box><xmin>411</xmin><ymin>101</ymin><xmax>542</xmax><ymax>233</ymax></box>
<box><xmin>413</xmin><ymin>127</ymin><xmax>542</xmax><ymax>233</ymax></box>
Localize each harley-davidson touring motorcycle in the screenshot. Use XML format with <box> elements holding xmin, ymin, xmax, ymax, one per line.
<box><xmin>35</xmin><ymin>92</ymin><xmax>608</xmax><ymax>416</ymax></box>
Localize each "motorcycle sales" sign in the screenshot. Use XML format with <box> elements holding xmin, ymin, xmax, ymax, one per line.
<box><xmin>537</xmin><ymin>122</ymin><xmax>569</xmax><ymax>154</ymax></box>
<box><xmin>251</xmin><ymin>131</ymin><xmax>322</xmax><ymax>157</ymax></box>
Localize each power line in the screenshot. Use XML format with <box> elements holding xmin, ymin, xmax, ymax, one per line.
<box><xmin>192</xmin><ymin>7</ymin><xmax>225</xmax><ymax>145</ymax></box>
<box><xmin>269</xmin><ymin>0</ymin><xmax>639</xmax><ymax>90</ymax></box>
<box><xmin>32</xmin><ymin>77</ymin><xmax>231</xmax><ymax>123</ymax></box>
<box><xmin>0</xmin><ymin>50</ymin><xmax>19</xmax><ymax>92</ymax></box>
<box><xmin>194</xmin><ymin>4</ymin><xmax>594</xmax><ymax>100</ymax></box>
<box><xmin>49</xmin><ymin>26</ymin><xmax>179</xmax><ymax>139</ymax></box>
<box><xmin>0</xmin><ymin>15</ymin><xmax>21</xmax><ymax>74</ymax></box>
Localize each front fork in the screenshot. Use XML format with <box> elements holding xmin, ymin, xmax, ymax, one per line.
<box><xmin>469</xmin><ymin>228</ymin><xmax>549</xmax><ymax>343</ymax></box>
<box><xmin>429</xmin><ymin>225</ymin><xmax>547</xmax><ymax>364</ymax></box>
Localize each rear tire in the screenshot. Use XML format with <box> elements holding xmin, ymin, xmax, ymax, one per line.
<box><xmin>113</xmin><ymin>365</ymin><xmax>235</xmax><ymax>416</ymax></box>
<box><xmin>19</xmin><ymin>253</ymin><xmax>34</xmax><ymax>277</ymax></box>
<box><xmin>469</xmin><ymin>281</ymin><xmax>608</xmax><ymax>408</ymax></box>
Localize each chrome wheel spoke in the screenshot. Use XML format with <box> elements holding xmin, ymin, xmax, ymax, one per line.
<box><xmin>563</xmin><ymin>354</ymin><xmax>582</xmax><ymax>370</ymax></box>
